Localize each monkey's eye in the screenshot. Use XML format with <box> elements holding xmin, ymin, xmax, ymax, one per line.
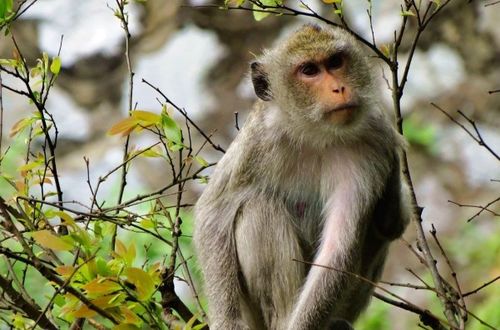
<box><xmin>299</xmin><ymin>63</ymin><xmax>320</xmax><ymax>76</ymax></box>
<box><xmin>326</xmin><ymin>54</ymin><xmax>344</xmax><ymax>70</ymax></box>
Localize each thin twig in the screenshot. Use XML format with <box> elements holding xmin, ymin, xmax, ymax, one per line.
<box><xmin>294</xmin><ymin>259</ymin><xmax>448</xmax><ymax>329</ymax></box>
<box><xmin>142</xmin><ymin>78</ymin><xmax>226</xmax><ymax>153</ymax></box>
<box><xmin>432</xmin><ymin>103</ymin><xmax>500</xmax><ymax>161</ymax></box>
<box><xmin>113</xmin><ymin>0</ymin><xmax>136</xmax><ymax>250</ymax></box>
<box><xmin>448</xmin><ymin>197</ymin><xmax>500</xmax><ymax>222</ymax></box>
<box><xmin>373</xmin><ymin>292</ymin><xmax>447</xmax><ymax>330</ymax></box>
<box><xmin>0</xmin><ymin>72</ymin><xmax>3</xmax><ymax>154</ymax></box>
<box><xmin>430</xmin><ymin>225</ymin><xmax>467</xmax><ymax>328</ymax></box>
<box><xmin>0</xmin><ymin>275</ymin><xmax>57</xmax><ymax>330</ymax></box>
<box><xmin>234</xmin><ymin>112</ymin><xmax>240</xmax><ymax>131</ymax></box>
<box><xmin>463</xmin><ymin>275</ymin><xmax>500</xmax><ymax>297</ymax></box>
<box><xmin>484</xmin><ymin>0</ymin><xmax>500</xmax><ymax>7</ymax></box>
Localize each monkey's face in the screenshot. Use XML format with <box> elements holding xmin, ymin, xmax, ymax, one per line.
<box><xmin>251</xmin><ymin>24</ymin><xmax>376</xmax><ymax>144</ymax></box>
<box><xmin>293</xmin><ymin>51</ymin><xmax>360</xmax><ymax>126</ymax></box>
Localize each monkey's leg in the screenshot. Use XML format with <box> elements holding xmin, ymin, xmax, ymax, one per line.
<box><xmin>235</xmin><ymin>195</ymin><xmax>305</xmax><ymax>330</ymax></box>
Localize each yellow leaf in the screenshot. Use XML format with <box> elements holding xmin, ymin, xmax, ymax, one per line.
<box><xmin>82</xmin><ymin>278</ymin><xmax>121</xmax><ymax>295</ymax></box>
<box><xmin>125</xmin><ymin>242</ymin><xmax>136</xmax><ymax>266</ymax></box>
<box><xmin>53</xmin><ymin>211</ymin><xmax>76</xmax><ymax>227</ymax></box>
<box><xmin>131</xmin><ymin>110</ymin><xmax>160</xmax><ymax>124</ymax></box>
<box><xmin>148</xmin><ymin>262</ymin><xmax>162</xmax><ymax>283</ymax></box>
<box><xmin>120</xmin><ymin>306</ymin><xmax>141</xmax><ymax>325</ymax></box>
<box><xmin>114</xmin><ymin>324</ymin><xmax>140</xmax><ymax>330</ymax></box>
<box><xmin>55</xmin><ymin>265</ymin><xmax>76</xmax><ymax>277</ymax></box>
<box><xmin>139</xmin><ymin>148</ymin><xmax>162</xmax><ymax>158</ymax></box>
<box><xmin>380</xmin><ymin>44</ymin><xmax>392</xmax><ymax>58</ymax></box>
<box><xmin>71</xmin><ymin>304</ymin><xmax>97</xmax><ymax>318</ymax></box>
<box><xmin>18</xmin><ymin>159</ymin><xmax>43</xmax><ymax>174</ymax></box>
<box><xmin>124</xmin><ymin>268</ymin><xmax>155</xmax><ymax>301</ymax></box>
<box><xmin>33</xmin><ymin>177</ymin><xmax>53</xmax><ymax>185</ymax></box>
<box><xmin>115</xmin><ymin>239</ymin><xmax>127</xmax><ymax>258</ymax></box>
<box><xmin>32</xmin><ymin>230</ymin><xmax>73</xmax><ymax>251</ymax></box>
<box><xmin>15</xmin><ymin>180</ymin><xmax>26</xmax><ymax>193</ymax></box>
<box><xmin>108</xmin><ymin>117</ymin><xmax>138</xmax><ymax>136</ymax></box>
<box><xmin>114</xmin><ymin>240</ymin><xmax>135</xmax><ymax>266</ymax></box>
<box><xmin>93</xmin><ymin>293</ymin><xmax>124</xmax><ymax>309</ymax></box>
<box><xmin>140</xmin><ymin>218</ymin><xmax>154</xmax><ymax>229</ymax></box>
<box><xmin>10</xmin><ymin>117</ymin><xmax>32</xmax><ymax>137</ymax></box>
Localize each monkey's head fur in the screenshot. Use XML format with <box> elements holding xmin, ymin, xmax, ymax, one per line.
<box><xmin>251</xmin><ymin>24</ymin><xmax>382</xmax><ymax>147</ymax></box>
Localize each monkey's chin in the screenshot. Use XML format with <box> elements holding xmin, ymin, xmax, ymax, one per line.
<box><xmin>325</xmin><ymin>106</ymin><xmax>357</xmax><ymax>125</ymax></box>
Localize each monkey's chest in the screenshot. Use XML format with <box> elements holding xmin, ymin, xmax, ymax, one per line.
<box><xmin>284</xmin><ymin>196</ymin><xmax>324</xmax><ymax>247</ymax></box>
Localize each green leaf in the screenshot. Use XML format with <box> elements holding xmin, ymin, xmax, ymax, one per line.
<box><xmin>197</xmin><ymin>175</ymin><xmax>209</xmax><ymax>184</ymax></box>
<box><xmin>53</xmin><ymin>294</ymin><xmax>66</xmax><ymax>307</ymax></box>
<box><xmin>252</xmin><ymin>0</ymin><xmax>282</xmax><ymax>21</ymax></box>
<box><xmin>0</xmin><ymin>58</ymin><xmax>17</xmax><ymax>67</ymax></box>
<box><xmin>401</xmin><ymin>10</ymin><xmax>416</xmax><ymax>16</ymax></box>
<box><xmin>32</xmin><ymin>230</ymin><xmax>74</xmax><ymax>251</ymax></box>
<box><xmin>402</xmin><ymin>118</ymin><xmax>436</xmax><ymax>149</ymax></box>
<box><xmin>431</xmin><ymin>0</ymin><xmax>441</xmax><ymax>8</ymax></box>
<box><xmin>0</xmin><ymin>0</ymin><xmax>13</xmax><ymax>19</ymax></box>
<box><xmin>50</xmin><ymin>56</ymin><xmax>61</xmax><ymax>75</ymax></box>
<box><xmin>194</xmin><ymin>155</ymin><xmax>209</xmax><ymax>167</ymax></box>
<box><xmin>140</xmin><ymin>218</ymin><xmax>155</xmax><ymax>229</ymax></box>
<box><xmin>192</xmin><ymin>323</ymin><xmax>209</xmax><ymax>330</ymax></box>
<box><xmin>253</xmin><ymin>4</ymin><xmax>270</xmax><ymax>21</ymax></box>
<box><xmin>96</xmin><ymin>257</ymin><xmax>111</xmax><ymax>276</ymax></box>
<box><xmin>161</xmin><ymin>112</ymin><xmax>183</xmax><ymax>149</ymax></box>
<box><xmin>42</xmin><ymin>52</ymin><xmax>49</xmax><ymax>71</ymax></box>
<box><xmin>12</xmin><ymin>314</ymin><xmax>26</xmax><ymax>329</ymax></box>
<box><xmin>168</xmin><ymin>141</ymin><xmax>184</xmax><ymax>152</ymax></box>
<box><xmin>225</xmin><ymin>0</ymin><xmax>245</xmax><ymax>5</ymax></box>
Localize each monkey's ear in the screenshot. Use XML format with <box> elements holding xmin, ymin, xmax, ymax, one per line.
<box><xmin>251</xmin><ymin>62</ymin><xmax>273</xmax><ymax>101</ymax></box>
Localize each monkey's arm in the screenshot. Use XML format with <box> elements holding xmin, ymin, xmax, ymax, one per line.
<box><xmin>286</xmin><ymin>181</ymin><xmax>363</xmax><ymax>330</ymax></box>
<box><xmin>194</xmin><ymin>191</ymin><xmax>251</xmax><ymax>330</ymax></box>
<box><xmin>194</xmin><ymin>111</ymin><xmax>270</xmax><ymax>329</ymax></box>
<box><xmin>372</xmin><ymin>157</ymin><xmax>411</xmax><ymax>240</ymax></box>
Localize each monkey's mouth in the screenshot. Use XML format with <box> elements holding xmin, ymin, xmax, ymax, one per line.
<box><xmin>325</xmin><ymin>102</ymin><xmax>359</xmax><ymax>114</ymax></box>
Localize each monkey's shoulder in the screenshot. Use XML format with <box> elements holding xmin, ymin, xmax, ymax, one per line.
<box><xmin>200</xmin><ymin>119</ymin><xmax>270</xmax><ymax>199</ymax></box>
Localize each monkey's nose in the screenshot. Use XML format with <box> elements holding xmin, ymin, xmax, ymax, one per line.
<box><xmin>333</xmin><ymin>86</ymin><xmax>345</xmax><ymax>94</ymax></box>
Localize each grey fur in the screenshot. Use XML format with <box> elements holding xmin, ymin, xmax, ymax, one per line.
<box><xmin>194</xmin><ymin>24</ymin><xmax>410</xmax><ymax>330</ymax></box>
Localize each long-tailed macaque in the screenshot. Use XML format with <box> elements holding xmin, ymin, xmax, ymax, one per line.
<box><xmin>194</xmin><ymin>24</ymin><xmax>410</xmax><ymax>330</ymax></box>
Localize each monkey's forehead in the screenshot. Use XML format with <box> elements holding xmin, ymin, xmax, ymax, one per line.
<box><xmin>278</xmin><ymin>26</ymin><xmax>352</xmax><ymax>60</ymax></box>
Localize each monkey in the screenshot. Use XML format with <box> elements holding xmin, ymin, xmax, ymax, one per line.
<box><xmin>194</xmin><ymin>24</ymin><xmax>410</xmax><ymax>330</ymax></box>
